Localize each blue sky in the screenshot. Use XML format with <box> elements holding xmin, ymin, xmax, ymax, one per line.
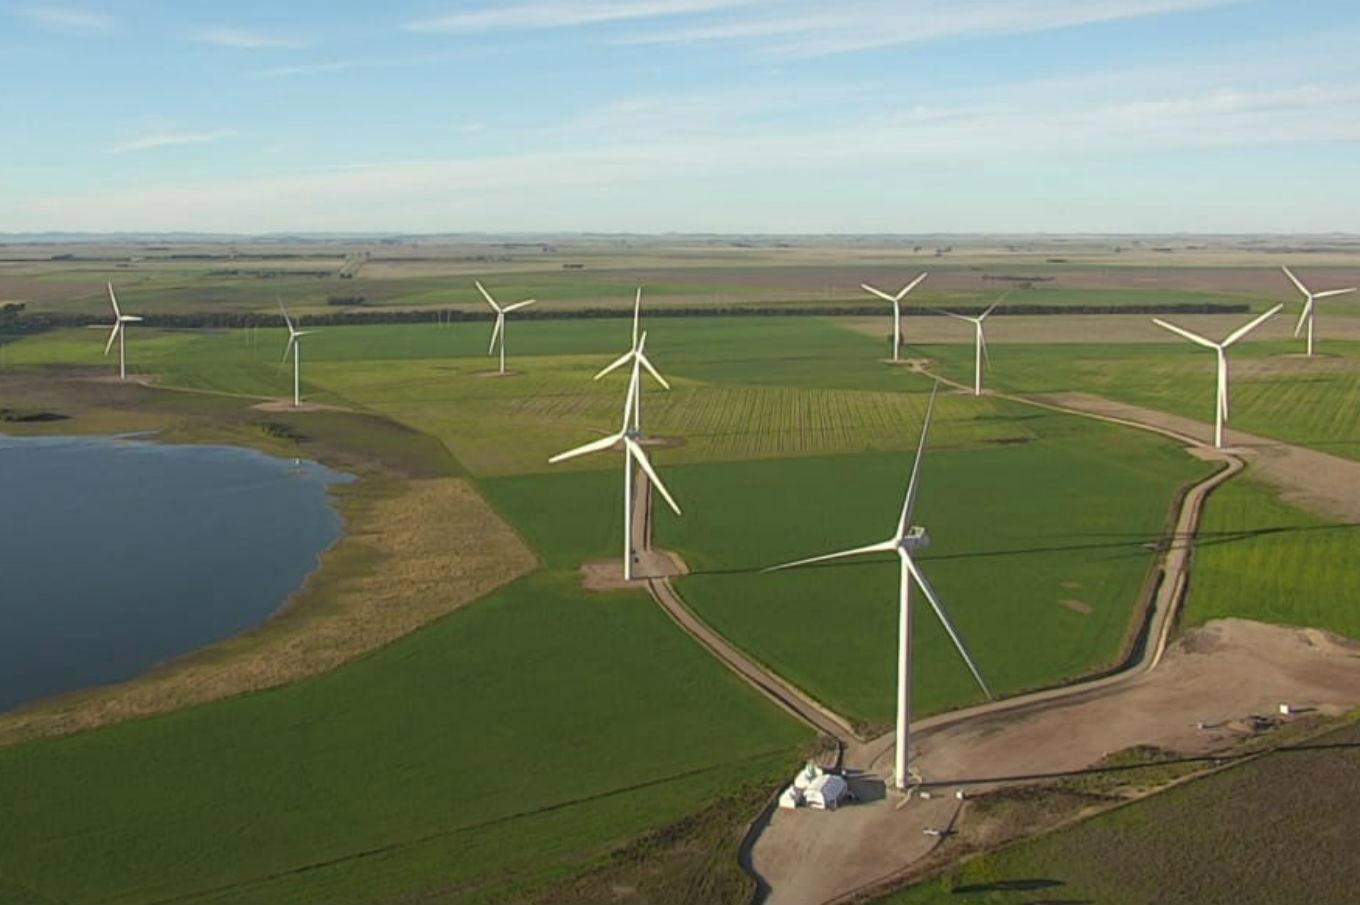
<box><xmin>2</xmin><ymin>0</ymin><xmax>1357</xmax><ymax>233</ymax></box>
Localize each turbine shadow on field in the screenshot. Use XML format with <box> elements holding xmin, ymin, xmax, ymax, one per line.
<box><xmin>687</xmin><ymin>523</ymin><xmax>1360</xmax><ymax>577</ymax></box>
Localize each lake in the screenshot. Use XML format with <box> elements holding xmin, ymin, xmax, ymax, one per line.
<box><xmin>0</xmin><ymin>434</ymin><xmax>350</xmax><ymax>711</ymax></box>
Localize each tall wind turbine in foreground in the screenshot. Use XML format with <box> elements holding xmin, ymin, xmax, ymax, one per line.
<box><xmin>862</xmin><ymin>273</ymin><xmax>928</xmax><ymax>363</ymax></box>
<box><xmin>550</xmin><ymin>334</ymin><xmax>682</xmax><ymax>581</ymax></box>
<box><xmin>95</xmin><ymin>282</ymin><xmax>142</xmax><ymax>380</ymax></box>
<box><xmin>1282</xmin><ymin>266</ymin><xmax>1357</xmax><ymax>358</ymax></box>
<box><xmin>1153</xmin><ymin>305</ymin><xmax>1282</xmax><ymax>449</ymax></box>
<box><xmin>595</xmin><ymin>288</ymin><xmax>670</xmax><ymax>430</ymax></box>
<box><xmin>766</xmin><ymin>384</ymin><xmax>992</xmax><ymax>791</ymax></box>
<box><xmin>477</xmin><ymin>281</ymin><xmax>536</xmax><ymax>374</ymax></box>
<box><xmin>279</xmin><ymin>300</ymin><xmax>315</xmax><ymax>408</ymax></box>
<box><xmin>942</xmin><ymin>302</ymin><xmax>998</xmax><ymax>396</ymax></box>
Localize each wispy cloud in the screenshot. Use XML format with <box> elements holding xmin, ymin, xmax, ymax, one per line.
<box><xmin>14</xmin><ymin>4</ymin><xmax>112</xmax><ymax>32</ymax></box>
<box><xmin>256</xmin><ymin>52</ymin><xmax>462</xmax><ymax>78</ymax></box>
<box><xmin>619</xmin><ymin>0</ymin><xmax>1245</xmax><ymax>56</ymax></box>
<box><xmin>192</xmin><ymin>26</ymin><xmax>308</xmax><ymax>49</ymax></box>
<box><xmin>403</xmin><ymin>0</ymin><xmax>756</xmax><ymax>33</ymax></box>
<box><xmin>107</xmin><ymin>130</ymin><xmax>236</xmax><ymax>154</ymax></box>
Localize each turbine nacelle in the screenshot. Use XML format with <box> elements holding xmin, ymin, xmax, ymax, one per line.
<box><xmin>899</xmin><ymin>526</ymin><xmax>930</xmax><ymax>551</ymax></box>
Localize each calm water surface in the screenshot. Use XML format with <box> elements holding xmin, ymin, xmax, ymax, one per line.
<box><xmin>0</xmin><ymin>434</ymin><xmax>350</xmax><ymax>711</ymax></box>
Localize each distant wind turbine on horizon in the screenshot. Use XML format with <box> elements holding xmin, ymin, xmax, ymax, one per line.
<box><xmin>478</xmin><ymin>280</ymin><xmax>536</xmax><ymax>375</ymax></box>
<box><xmin>594</xmin><ymin>287</ymin><xmax>670</xmax><ymax>431</ymax></box>
<box><xmin>941</xmin><ymin>301</ymin><xmax>999</xmax><ymax>396</ymax></box>
<box><xmin>92</xmin><ymin>282</ymin><xmax>142</xmax><ymax>380</ymax></box>
<box><xmin>1152</xmin><ymin>304</ymin><xmax>1282</xmax><ymax>448</ymax></box>
<box><xmin>549</xmin><ymin>331</ymin><xmax>681</xmax><ymax>582</ymax></box>
<box><xmin>1281</xmin><ymin>266</ymin><xmax>1357</xmax><ymax>358</ymax></box>
<box><xmin>279</xmin><ymin>299</ymin><xmax>315</xmax><ymax>408</ymax></box>
<box><xmin>862</xmin><ymin>273</ymin><xmax>928</xmax><ymax>363</ymax></box>
<box><xmin>765</xmin><ymin>383</ymin><xmax>991</xmax><ymax>791</ymax></box>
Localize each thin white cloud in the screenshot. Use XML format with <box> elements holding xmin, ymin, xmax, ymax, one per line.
<box><xmin>617</xmin><ymin>0</ymin><xmax>1244</xmax><ymax>56</ymax></box>
<box><xmin>14</xmin><ymin>4</ymin><xmax>112</xmax><ymax>32</ymax></box>
<box><xmin>107</xmin><ymin>130</ymin><xmax>236</xmax><ymax>154</ymax></box>
<box><xmin>404</xmin><ymin>0</ymin><xmax>758</xmax><ymax>33</ymax></box>
<box><xmin>256</xmin><ymin>52</ymin><xmax>460</xmax><ymax>78</ymax></box>
<box><xmin>192</xmin><ymin>27</ymin><xmax>308</xmax><ymax>49</ymax></box>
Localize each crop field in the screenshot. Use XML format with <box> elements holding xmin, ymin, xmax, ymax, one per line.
<box><xmin>0</xmin><ymin>572</ymin><xmax>808</xmax><ymax>904</ymax></box>
<box><xmin>1183</xmin><ymin>475</ymin><xmax>1360</xmax><ymax>639</ymax></box>
<box><xmin>913</xmin><ymin>335</ymin><xmax>1360</xmax><ymax>461</ymax></box>
<box><xmin>653</xmin><ymin>410</ymin><xmax>1209</xmax><ymax>725</ymax></box>
<box><xmin>878</xmin><ymin>719</ymin><xmax>1360</xmax><ymax>905</ymax></box>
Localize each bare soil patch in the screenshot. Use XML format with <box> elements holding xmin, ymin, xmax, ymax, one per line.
<box><xmin>252</xmin><ymin>399</ymin><xmax>351</xmax><ymax>413</ymax></box>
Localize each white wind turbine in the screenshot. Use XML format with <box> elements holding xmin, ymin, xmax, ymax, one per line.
<box><xmin>550</xmin><ymin>332</ymin><xmax>681</xmax><ymax>582</ymax></box>
<box><xmin>1153</xmin><ymin>305</ymin><xmax>1282</xmax><ymax>449</ymax></box>
<box><xmin>93</xmin><ymin>282</ymin><xmax>142</xmax><ymax>380</ymax></box>
<box><xmin>594</xmin><ymin>287</ymin><xmax>670</xmax><ymax>431</ymax></box>
<box><xmin>278</xmin><ymin>299</ymin><xmax>315</xmax><ymax>408</ymax></box>
<box><xmin>478</xmin><ymin>281</ymin><xmax>536</xmax><ymax>374</ymax></box>
<box><xmin>1282</xmin><ymin>266</ymin><xmax>1357</xmax><ymax>358</ymax></box>
<box><xmin>941</xmin><ymin>302</ymin><xmax>999</xmax><ymax>396</ymax></box>
<box><xmin>862</xmin><ymin>273</ymin><xmax>928</xmax><ymax>363</ymax></box>
<box><xmin>766</xmin><ymin>384</ymin><xmax>992</xmax><ymax>791</ymax></box>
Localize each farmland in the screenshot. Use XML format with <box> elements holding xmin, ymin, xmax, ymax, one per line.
<box><xmin>4</xmin><ymin>239</ymin><xmax>1360</xmax><ymax>903</ymax></box>
<box><xmin>877</xmin><ymin>718</ymin><xmax>1360</xmax><ymax>905</ymax></box>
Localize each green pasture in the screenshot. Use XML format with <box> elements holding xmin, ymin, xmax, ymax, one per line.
<box><xmin>653</xmin><ymin>407</ymin><xmax>1209</xmax><ymax>725</ymax></box>
<box><xmin>917</xmin><ymin>337</ymin><xmax>1360</xmax><ymax>461</ymax></box>
<box><xmin>0</xmin><ymin>571</ymin><xmax>807</xmax><ymax>905</ymax></box>
<box><xmin>1184</xmin><ymin>474</ymin><xmax>1360</xmax><ymax>638</ymax></box>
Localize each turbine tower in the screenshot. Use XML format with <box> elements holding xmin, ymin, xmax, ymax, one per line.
<box><xmin>549</xmin><ymin>333</ymin><xmax>682</xmax><ymax>582</ymax></box>
<box><xmin>1282</xmin><ymin>266</ymin><xmax>1357</xmax><ymax>358</ymax></box>
<box><xmin>942</xmin><ymin>302</ymin><xmax>999</xmax><ymax>396</ymax></box>
<box><xmin>95</xmin><ymin>282</ymin><xmax>142</xmax><ymax>380</ymax></box>
<box><xmin>862</xmin><ymin>273</ymin><xmax>928</xmax><ymax>363</ymax></box>
<box><xmin>766</xmin><ymin>384</ymin><xmax>992</xmax><ymax>791</ymax></box>
<box><xmin>1153</xmin><ymin>305</ymin><xmax>1282</xmax><ymax>449</ymax></box>
<box><xmin>279</xmin><ymin>299</ymin><xmax>315</xmax><ymax>408</ymax></box>
<box><xmin>594</xmin><ymin>287</ymin><xmax>670</xmax><ymax>431</ymax></box>
<box><xmin>478</xmin><ymin>281</ymin><xmax>536</xmax><ymax>374</ymax></box>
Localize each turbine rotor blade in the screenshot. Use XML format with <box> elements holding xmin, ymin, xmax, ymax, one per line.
<box><xmin>861</xmin><ymin>283</ymin><xmax>899</xmax><ymax>303</ymax></box>
<box><xmin>476</xmin><ymin>281</ymin><xmax>501</xmax><ymax>313</ymax></box>
<box><xmin>977</xmin><ymin>301</ymin><xmax>999</xmax><ymax>321</ymax></box>
<box><xmin>549</xmin><ymin>431</ymin><xmax>624</xmax><ymax>463</ymax></box>
<box><xmin>626</xmin><ymin>438</ymin><xmax>681</xmax><ymax>516</ymax></box>
<box><xmin>502</xmin><ymin>299</ymin><xmax>536</xmax><ymax>313</ymax></box>
<box><xmin>633</xmin><ymin>287</ymin><xmax>642</xmax><ymax>348</ymax></box>
<box><xmin>487</xmin><ymin>314</ymin><xmax>503</xmax><ymax>355</ymax></box>
<box><xmin>1281</xmin><ymin>265</ymin><xmax>1309</xmax><ymax>298</ymax></box>
<box><xmin>1152</xmin><ymin>318</ymin><xmax>1219</xmax><ymax>350</ymax></box>
<box><xmin>763</xmin><ymin>538</ymin><xmax>898</xmax><ymax>573</ymax></box>
<box><xmin>897</xmin><ymin>381</ymin><xmax>939</xmax><ymax>536</ymax></box>
<box><xmin>281</xmin><ymin>336</ymin><xmax>295</xmax><ymax>365</ymax></box>
<box><xmin>121</xmin><ymin>315</ymin><xmax>144</xmax><ymax>323</ymax></box>
<box><xmin>897</xmin><ymin>272</ymin><xmax>928</xmax><ymax>300</ymax></box>
<box><xmin>277</xmin><ymin>297</ymin><xmax>294</xmax><ymax>332</ymax></box>
<box><xmin>638</xmin><ymin>352</ymin><xmax>670</xmax><ymax>390</ymax></box>
<box><xmin>594</xmin><ymin>350</ymin><xmax>633</xmax><ymax>380</ymax></box>
<box><xmin>107</xmin><ymin>282</ymin><xmax>121</xmax><ymax>318</ymax></box>
<box><xmin>1314</xmin><ymin>287</ymin><xmax>1357</xmax><ymax>299</ymax></box>
<box><xmin>902</xmin><ymin>553</ymin><xmax>993</xmax><ymax>700</ymax></box>
<box><xmin>1222</xmin><ymin>304</ymin><xmax>1283</xmax><ymax>347</ymax></box>
<box><xmin>103</xmin><ymin>323</ymin><xmax>121</xmax><ymax>355</ymax></box>
<box><xmin>1294</xmin><ymin>300</ymin><xmax>1313</xmax><ymax>338</ymax></box>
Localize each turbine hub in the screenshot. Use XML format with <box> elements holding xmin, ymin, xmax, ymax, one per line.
<box><xmin>900</xmin><ymin>526</ymin><xmax>930</xmax><ymax>551</ymax></box>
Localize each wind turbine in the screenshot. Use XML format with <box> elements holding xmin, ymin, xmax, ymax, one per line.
<box><xmin>93</xmin><ymin>282</ymin><xmax>142</xmax><ymax>380</ymax></box>
<box><xmin>765</xmin><ymin>384</ymin><xmax>992</xmax><ymax>791</ymax></box>
<box><xmin>1281</xmin><ymin>266</ymin><xmax>1357</xmax><ymax>358</ymax></box>
<box><xmin>549</xmin><ymin>333</ymin><xmax>681</xmax><ymax>582</ymax></box>
<box><xmin>278</xmin><ymin>299</ymin><xmax>315</xmax><ymax>408</ymax></box>
<box><xmin>594</xmin><ymin>287</ymin><xmax>670</xmax><ymax>431</ymax></box>
<box><xmin>477</xmin><ymin>281</ymin><xmax>536</xmax><ymax>374</ymax></box>
<box><xmin>862</xmin><ymin>273</ymin><xmax>928</xmax><ymax>363</ymax></box>
<box><xmin>1152</xmin><ymin>305</ymin><xmax>1282</xmax><ymax>449</ymax></box>
<box><xmin>941</xmin><ymin>302</ymin><xmax>999</xmax><ymax>396</ymax></box>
